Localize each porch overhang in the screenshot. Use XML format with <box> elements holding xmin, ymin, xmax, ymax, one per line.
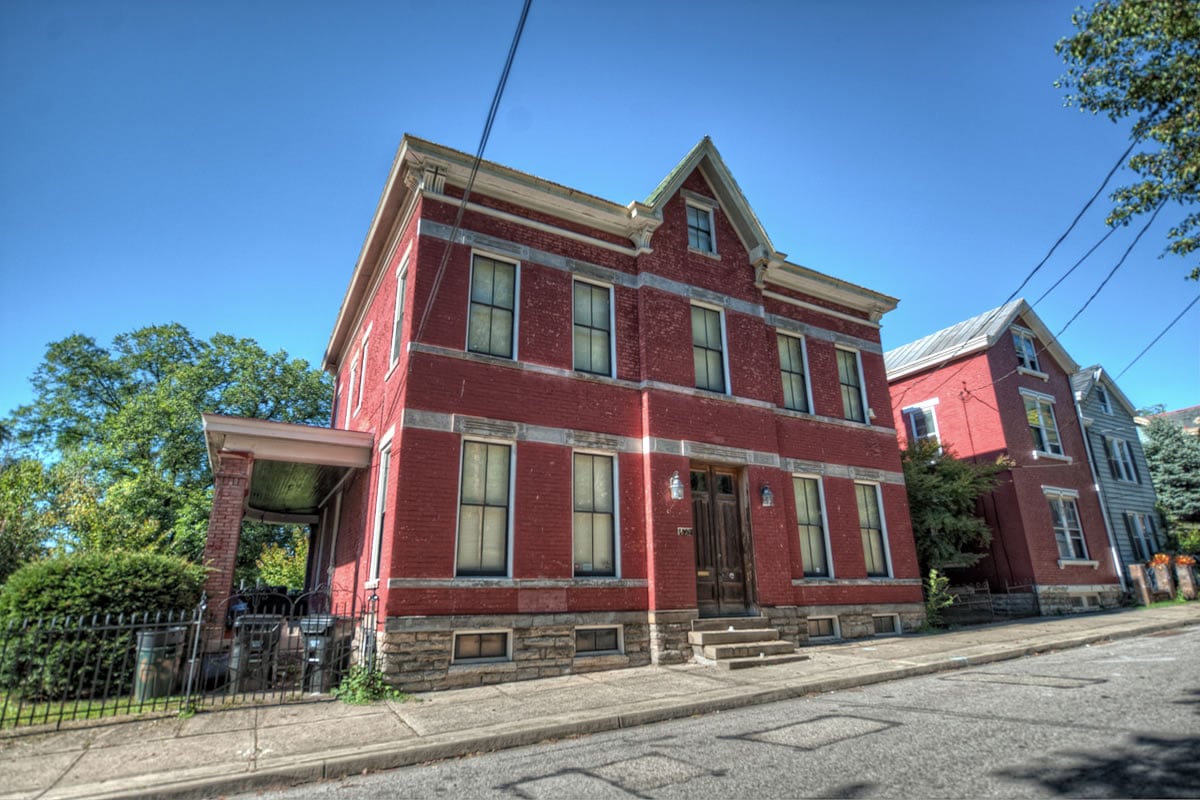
<box><xmin>202</xmin><ymin>414</ymin><xmax>374</xmax><ymax>524</ymax></box>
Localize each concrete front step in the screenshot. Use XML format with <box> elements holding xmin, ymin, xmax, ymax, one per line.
<box><xmin>691</xmin><ymin>616</ymin><xmax>770</xmax><ymax>632</ymax></box>
<box><xmin>697</xmin><ymin>640</ymin><xmax>796</xmax><ymax>660</ymax></box>
<box><xmin>688</xmin><ymin>628</ymin><xmax>781</xmax><ymax>646</ymax></box>
<box><xmin>717</xmin><ymin>652</ymin><xmax>812</xmax><ymax>670</ymax></box>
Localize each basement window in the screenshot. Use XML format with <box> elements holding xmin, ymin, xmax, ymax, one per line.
<box><xmin>452</xmin><ymin>631</ymin><xmax>510</xmax><ymax>663</ymax></box>
<box><xmin>575</xmin><ymin>626</ymin><xmax>621</xmax><ymax>655</ymax></box>
<box><xmin>807</xmin><ymin>617</ymin><xmax>839</xmax><ymax>640</ymax></box>
<box><xmin>872</xmin><ymin>614</ymin><xmax>900</xmax><ymax>636</ymax></box>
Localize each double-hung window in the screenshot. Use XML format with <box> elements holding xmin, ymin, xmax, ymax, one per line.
<box><xmin>573</xmin><ymin>281</ymin><xmax>613</xmax><ymax>376</ymax></box>
<box><xmin>355</xmin><ymin>337</ymin><xmax>369</xmax><ymax>412</ymax></box>
<box><xmin>1046</xmin><ymin>490</ymin><xmax>1087</xmax><ymax>560</ymax></box>
<box><xmin>368</xmin><ymin>443</ymin><xmax>391</xmax><ymax>582</ymax></box>
<box><xmin>686</xmin><ymin>203</ymin><xmax>715</xmax><ymax>254</ymax></box>
<box><xmin>691</xmin><ymin>304</ymin><xmax>727</xmax><ymax>393</ymax></box>
<box><xmin>573</xmin><ymin>453</ymin><xmax>616</xmax><ymax>576</ymax></box>
<box><xmin>1125</xmin><ymin>512</ymin><xmax>1158</xmax><ymax>561</ymax></box>
<box><xmin>836</xmin><ymin>348</ymin><xmax>867</xmax><ymax>423</ymax></box>
<box><xmin>777</xmin><ymin>334</ymin><xmax>810</xmax><ymax>413</ymax></box>
<box><xmin>856</xmin><ymin>483</ymin><xmax>890</xmax><ymax>577</ymax></box>
<box><xmin>346</xmin><ymin>359</ymin><xmax>358</xmax><ymax>425</ymax></box>
<box><xmin>468</xmin><ymin>255</ymin><xmax>516</xmax><ymax>359</ymax></box>
<box><xmin>1096</xmin><ymin>384</ymin><xmax>1112</xmax><ymax>414</ymax></box>
<box><xmin>456</xmin><ymin>441</ymin><xmax>512</xmax><ymax>576</ymax></box>
<box><xmin>903</xmin><ymin>402</ymin><xmax>940</xmax><ymax>449</ymax></box>
<box><xmin>1023</xmin><ymin>392</ymin><xmax>1063</xmax><ymax>456</ymax></box>
<box><xmin>794</xmin><ymin>476</ymin><xmax>829</xmax><ymax>577</ymax></box>
<box><xmin>1012</xmin><ymin>329</ymin><xmax>1041</xmax><ymax>372</ymax></box>
<box><xmin>390</xmin><ymin>259</ymin><xmax>409</xmax><ymax>367</ymax></box>
<box><xmin>1105</xmin><ymin>436</ymin><xmax>1139</xmax><ymax>483</ymax></box>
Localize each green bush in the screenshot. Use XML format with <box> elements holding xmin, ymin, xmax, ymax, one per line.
<box><xmin>0</xmin><ymin>551</ymin><xmax>205</xmax><ymax>701</ymax></box>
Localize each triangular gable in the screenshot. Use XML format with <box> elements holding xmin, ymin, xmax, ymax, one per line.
<box><xmin>1074</xmin><ymin>365</ymin><xmax>1139</xmax><ymax>417</ymax></box>
<box><xmin>643</xmin><ymin>137</ymin><xmax>783</xmax><ymax>266</ymax></box>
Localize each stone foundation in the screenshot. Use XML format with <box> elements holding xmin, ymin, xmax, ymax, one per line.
<box><xmin>379</xmin><ymin>611</ymin><xmax>651</xmax><ymax>692</ymax></box>
<box><xmin>796</xmin><ymin>603</ymin><xmax>925</xmax><ymax>641</ymax></box>
<box><xmin>1034</xmin><ymin>584</ymin><xmax>1123</xmax><ymax>615</ymax></box>
<box><xmin>647</xmin><ymin>609</ymin><xmax>697</xmax><ymax>665</ymax></box>
<box><xmin>761</xmin><ymin>606</ymin><xmax>805</xmax><ymax>646</ymax></box>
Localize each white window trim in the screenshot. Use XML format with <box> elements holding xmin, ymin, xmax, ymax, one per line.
<box><xmin>572</xmin><ymin>448</ymin><xmax>621</xmax><ymax>578</ymax></box>
<box><xmin>794</xmin><ymin>473</ymin><xmax>834</xmax><ymax>579</ymax></box>
<box><xmin>346</xmin><ymin>359</ymin><xmax>358</xmax><ymax>424</ymax></box>
<box><xmin>1020</xmin><ymin>388</ymin><xmax>1066</xmax><ymax>459</ymax></box>
<box><xmin>776</xmin><ymin>330</ymin><xmax>814</xmax><ymax>414</ymax></box>
<box><xmin>453</xmin><ymin>437</ymin><xmax>516</xmax><ymax>579</ymax></box>
<box><xmin>573</xmin><ymin>624</ymin><xmax>624</xmax><ymax>656</ymax></box>
<box><xmin>367</xmin><ymin>433</ymin><xmax>394</xmax><ymax>584</ymax></box>
<box><xmin>389</xmin><ymin>252</ymin><xmax>410</xmax><ymax>371</ymax></box>
<box><xmin>466</xmin><ymin>250</ymin><xmax>521</xmax><ymax>361</ymax></box>
<box><xmin>872</xmin><ymin>613</ymin><xmax>902</xmax><ymax>637</ymax></box>
<box><xmin>1106</xmin><ymin>436</ymin><xmax>1139</xmax><ymax>483</ymax></box>
<box><xmin>1096</xmin><ymin>384</ymin><xmax>1112</xmax><ymax>414</ymax></box>
<box><xmin>1043</xmin><ymin>487</ymin><xmax>1089</xmax><ymax>562</ymax></box>
<box><xmin>856</xmin><ymin>481</ymin><xmax>893</xmax><ymax>579</ymax></box>
<box><xmin>691</xmin><ymin>300</ymin><xmax>732</xmax><ymax>396</ymax></box>
<box><xmin>902</xmin><ymin>398</ymin><xmax>941</xmax><ymax>450</ymax></box>
<box><xmin>806</xmin><ymin>615</ymin><xmax>841</xmax><ymax>641</ymax></box>
<box><xmin>684</xmin><ymin>194</ymin><xmax>718</xmax><ymax>257</ymax></box>
<box><xmin>355</xmin><ymin>333</ymin><xmax>370</xmax><ymax>414</ymax></box>
<box><xmin>1011</xmin><ymin>326</ymin><xmax>1044</xmax><ymax>375</ymax></box>
<box><xmin>451</xmin><ymin>629</ymin><xmax>513</xmax><ymax>664</ymax></box>
<box><xmin>836</xmin><ymin>347</ymin><xmax>869</xmax><ymax>424</ymax></box>
<box><xmin>1127</xmin><ymin>511</ymin><xmax>1158</xmax><ymax>559</ymax></box>
<box><xmin>572</xmin><ymin>277</ymin><xmax>617</xmax><ymax>379</ymax></box>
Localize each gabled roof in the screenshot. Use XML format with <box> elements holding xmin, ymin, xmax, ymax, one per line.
<box><xmin>884</xmin><ymin>298</ymin><xmax>1078</xmax><ymax>381</ymax></box>
<box><xmin>1071</xmin><ymin>365</ymin><xmax>1138</xmax><ymax>417</ymax></box>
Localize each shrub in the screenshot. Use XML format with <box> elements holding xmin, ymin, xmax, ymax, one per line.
<box><xmin>0</xmin><ymin>551</ymin><xmax>205</xmax><ymax>701</ymax></box>
<box><xmin>923</xmin><ymin>568</ymin><xmax>955</xmax><ymax>628</ymax></box>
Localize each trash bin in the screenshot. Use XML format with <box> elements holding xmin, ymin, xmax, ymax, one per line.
<box><xmin>134</xmin><ymin>627</ymin><xmax>186</xmax><ymax>702</ymax></box>
<box><xmin>299</xmin><ymin>615</ymin><xmax>350</xmax><ymax>693</ymax></box>
<box><xmin>229</xmin><ymin>614</ymin><xmax>283</xmax><ymax>692</ymax></box>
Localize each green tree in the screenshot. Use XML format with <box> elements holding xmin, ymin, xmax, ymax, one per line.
<box><xmin>1056</xmin><ymin>0</ymin><xmax>1200</xmax><ymax>280</ymax></box>
<box><xmin>5</xmin><ymin>324</ymin><xmax>332</xmax><ymax>579</ymax></box>
<box><xmin>1143</xmin><ymin>417</ymin><xmax>1200</xmax><ymax>549</ymax></box>
<box><xmin>901</xmin><ymin>439</ymin><xmax>1008</xmax><ymax>573</ymax></box>
<box><xmin>0</xmin><ymin>459</ymin><xmax>52</xmax><ymax>583</ymax></box>
<box><xmin>255</xmin><ymin>526</ymin><xmax>309</xmax><ymax>590</ymax></box>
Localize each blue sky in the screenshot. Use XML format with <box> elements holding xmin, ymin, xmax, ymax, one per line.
<box><xmin>2</xmin><ymin>0</ymin><xmax>1197</xmax><ymax>422</ymax></box>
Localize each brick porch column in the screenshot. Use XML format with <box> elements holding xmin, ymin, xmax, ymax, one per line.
<box><xmin>202</xmin><ymin>452</ymin><xmax>252</xmax><ymax>623</ymax></box>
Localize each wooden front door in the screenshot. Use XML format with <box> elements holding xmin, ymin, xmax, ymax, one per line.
<box><xmin>691</xmin><ymin>466</ymin><xmax>748</xmax><ymax>617</ymax></box>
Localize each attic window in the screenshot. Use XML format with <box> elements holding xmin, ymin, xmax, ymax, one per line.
<box><xmin>1011</xmin><ymin>328</ymin><xmax>1041</xmax><ymax>373</ymax></box>
<box><xmin>686</xmin><ymin>203</ymin><xmax>716</xmax><ymax>254</ymax></box>
<box><xmin>1096</xmin><ymin>383</ymin><xmax>1112</xmax><ymax>414</ymax></box>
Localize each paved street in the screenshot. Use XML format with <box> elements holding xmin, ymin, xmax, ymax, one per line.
<box><xmin>249</xmin><ymin>627</ymin><xmax>1200</xmax><ymax>799</ymax></box>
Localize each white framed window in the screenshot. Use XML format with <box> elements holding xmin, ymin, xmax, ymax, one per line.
<box><xmin>856</xmin><ymin>482</ymin><xmax>891</xmax><ymax>578</ymax></box>
<box><xmin>903</xmin><ymin>400</ymin><xmax>941</xmax><ymax>450</ymax></box>
<box><xmin>777</xmin><ymin>333</ymin><xmax>811</xmax><ymax>413</ymax></box>
<box><xmin>836</xmin><ymin>348</ymin><xmax>867</xmax><ymax>423</ymax></box>
<box><xmin>1096</xmin><ymin>383</ymin><xmax>1112</xmax><ymax>414</ymax></box>
<box><xmin>452</xmin><ymin>630</ymin><xmax>511</xmax><ymax>663</ymax></box>
<box><xmin>1105</xmin><ymin>436</ymin><xmax>1140</xmax><ymax>483</ymax></box>
<box><xmin>793</xmin><ymin>476</ymin><xmax>831</xmax><ymax>577</ymax></box>
<box><xmin>573</xmin><ymin>452</ymin><xmax>617</xmax><ymax>577</ymax></box>
<box><xmin>872</xmin><ymin>614</ymin><xmax>900</xmax><ymax>636</ymax></box>
<box><xmin>456</xmin><ymin>440</ymin><xmax>513</xmax><ymax>577</ymax></box>
<box><xmin>390</xmin><ymin>257</ymin><xmax>409</xmax><ymax>367</ymax></box>
<box><xmin>691</xmin><ymin>303</ymin><xmax>728</xmax><ymax>393</ymax></box>
<box><xmin>1125</xmin><ymin>512</ymin><xmax>1159</xmax><ymax>562</ymax></box>
<box><xmin>686</xmin><ymin>202</ymin><xmax>716</xmax><ymax>254</ymax></box>
<box><xmin>1012</xmin><ymin>328</ymin><xmax>1041</xmax><ymax>373</ymax></box>
<box><xmin>573</xmin><ymin>280</ymin><xmax>614</xmax><ymax>377</ymax></box>
<box><xmin>1022</xmin><ymin>391</ymin><xmax>1063</xmax><ymax>456</ymax></box>
<box><xmin>467</xmin><ymin>254</ymin><xmax>517</xmax><ymax>359</ymax></box>
<box><xmin>807</xmin><ymin>617</ymin><xmax>839</xmax><ymax>640</ymax></box>
<box><xmin>1045</xmin><ymin>489</ymin><xmax>1088</xmax><ymax>560</ymax></box>
<box><xmin>355</xmin><ymin>337</ymin><xmax>369</xmax><ymax>413</ymax></box>
<box><xmin>574</xmin><ymin>625</ymin><xmax>622</xmax><ymax>655</ymax></box>
<box><xmin>345</xmin><ymin>359</ymin><xmax>358</xmax><ymax>425</ymax></box>
<box><xmin>368</xmin><ymin>441</ymin><xmax>392</xmax><ymax>583</ymax></box>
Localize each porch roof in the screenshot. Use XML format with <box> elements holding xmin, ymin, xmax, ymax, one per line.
<box><xmin>202</xmin><ymin>414</ymin><xmax>374</xmax><ymax>524</ymax></box>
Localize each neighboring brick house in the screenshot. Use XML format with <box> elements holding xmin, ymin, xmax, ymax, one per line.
<box><xmin>203</xmin><ymin>135</ymin><xmax>925</xmax><ymax>691</ymax></box>
<box><xmin>885</xmin><ymin>299</ymin><xmax>1124</xmax><ymax>613</ymax></box>
<box><xmin>1072</xmin><ymin>366</ymin><xmax>1163</xmax><ymax>576</ymax></box>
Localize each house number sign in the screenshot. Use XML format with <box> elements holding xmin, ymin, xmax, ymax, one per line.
<box><xmin>677</xmin><ymin>526</ymin><xmax>694</xmax><ymax>537</ymax></box>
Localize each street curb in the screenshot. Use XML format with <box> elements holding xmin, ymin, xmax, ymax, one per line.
<box><xmin>49</xmin><ymin>613</ymin><xmax>1199</xmax><ymax>800</ymax></box>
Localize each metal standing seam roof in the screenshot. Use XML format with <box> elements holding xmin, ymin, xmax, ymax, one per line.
<box><xmin>1071</xmin><ymin>364</ymin><xmax>1139</xmax><ymax>418</ymax></box>
<box><xmin>883</xmin><ymin>298</ymin><xmax>1027</xmax><ymax>378</ymax></box>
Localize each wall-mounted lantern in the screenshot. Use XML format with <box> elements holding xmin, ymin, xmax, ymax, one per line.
<box><xmin>669</xmin><ymin>471</ymin><xmax>685</xmax><ymax>501</ymax></box>
<box><xmin>760</xmin><ymin>485</ymin><xmax>775</xmax><ymax>507</ymax></box>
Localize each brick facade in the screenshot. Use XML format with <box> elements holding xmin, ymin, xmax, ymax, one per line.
<box><xmin>310</xmin><ymin>136</ymin><xmax>925</xmax><ymax>690</ymax></box>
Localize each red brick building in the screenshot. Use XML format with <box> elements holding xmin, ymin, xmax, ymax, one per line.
<box><xmin>885</xmin><ymin>300</ymin><xmax>1124</xmax><ymax>613</ymax></box>
<box><xmin>204</xmin><ymin>136</ymin><xmax>924</xmax><ymax>690</ymax></box>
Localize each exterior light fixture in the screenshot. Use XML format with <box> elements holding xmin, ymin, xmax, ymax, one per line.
<box><xmin>669</xmin><ymin>472</ymin><xmax>685</xmax><ymax>501</ymax></box>
<box><xmin>760</xmin><ymin>485</ymin><xmax>774</xmax><ymax>507</ymax></box>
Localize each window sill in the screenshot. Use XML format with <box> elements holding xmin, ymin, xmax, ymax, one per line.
<box><xmin>1033</xmin><ymin>451</ymin><xmax>1072</xmax><ymax>463</ymax></box>
<box><xmin>1058</xmin><ymin>559</ymin><xmax>1099</xmax><ymax>569</ymax></box>
<box><xmin>1018</xmin><ymin>367</ymin><xmax>1050</xmax><ymax>381</ymax></box>
<box><xmin>688</xmin><ymin>247</ymin><xmax>721</xmax><ymax>260</ymax></box>
<box><xmin>449</xmin><ymin>659</ymin><xmax>515</xmax><ymax>672</ymax></box>
<box><xmin>364</xmin><ymin>579</ymin><xmax>380</xmax><ymax>590</ymax></box>
<box><xmin>385</xmin><ymin>359</ymin><xmax>400</xmax><ymax>382</ymax></box>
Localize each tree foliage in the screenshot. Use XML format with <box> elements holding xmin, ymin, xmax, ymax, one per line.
<box><xmin>255</xmin><ymin>526</ymin><xmax>309</xmax><ymax>590</ymax></box>
<box><xmin>901</xmin><ymin>439</ymin><xmax>1007</xmax><ymax>573</ymax></box>
<box><xmin>1056</xmin><ymin>0</ymin><xmax>1200</xmax><ymax>280</ymax></box>
<box><xmin>0</xmin><ymin>459</ymin><xmax>53</xmax><ymax>583</ymax></box>
<box><xmin>4</xmin><ymin>324</ymin><xmax>332</xmax><ymax>579</ymax></box>
<box><xmin>1143</xmin><ymin>417</ymin><xmax>1200</xmax><ymax>525</ymax></box>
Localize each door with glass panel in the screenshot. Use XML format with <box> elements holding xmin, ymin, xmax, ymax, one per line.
<box><xmin>691</xmin><ymin>465</ymin><xmax>748</xmax><ymax>617</ymax></box>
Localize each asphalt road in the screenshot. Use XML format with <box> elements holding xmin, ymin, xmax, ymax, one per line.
<box><xmin>243</xmin><ymin>627</ymin><xmax>1200</xmax><ymax>799</ymax></box>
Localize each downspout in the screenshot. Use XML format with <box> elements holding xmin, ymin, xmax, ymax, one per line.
<box><xmin>1074</xmin><ymin>387</ymin><xmax>1126</xmax><ymax>592</ymax></box>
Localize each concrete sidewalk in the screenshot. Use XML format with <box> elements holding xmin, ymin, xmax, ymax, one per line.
<box><xmin>3</xmin><ymin>603</ymin><xmax>1197</xmax><ymax>800</ymax></box>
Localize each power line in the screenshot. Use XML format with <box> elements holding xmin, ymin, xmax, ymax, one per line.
<box><xmin>1116</xmin><ymin>293</ymin><xmax>1200</xmax><ymax>380</ymax></box>
<box><xmin>1032</xmin><ymin>225</ymin><xmax>1119</xmax><ymax>307</ymax></box>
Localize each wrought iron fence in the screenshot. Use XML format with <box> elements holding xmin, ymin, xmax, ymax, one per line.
<box><xmin>0</xmin><ymin>590</ymin><xmax>371</xmax><ymax>731</ymax></box>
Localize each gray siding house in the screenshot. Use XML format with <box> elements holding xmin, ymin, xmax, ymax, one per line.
<box><xmin>1072</xmin><ymin>365</ymin><xmax>1163</xmax><ymax>578</ymax></box>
